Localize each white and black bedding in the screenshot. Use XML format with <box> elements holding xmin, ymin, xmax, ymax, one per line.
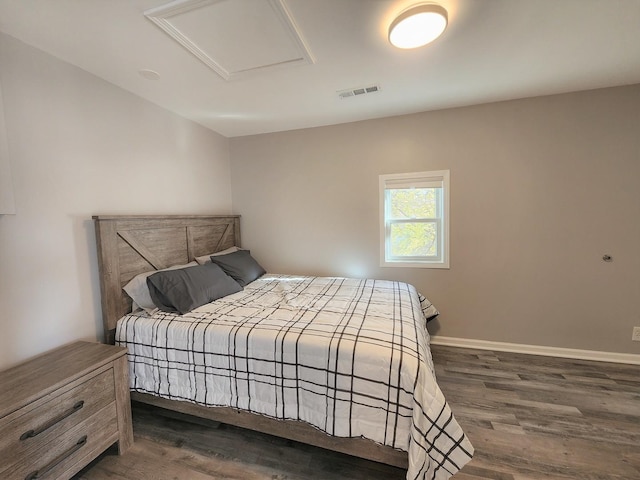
<box><xmin>115</xmin><ymin>274</ymin><xmax>473</xmax><ymax>480</ymax></box>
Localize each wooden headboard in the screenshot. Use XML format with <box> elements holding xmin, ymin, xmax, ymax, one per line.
<box><xmin>93</xmin><ymin>215</ymin><xmax>241</xmax><ymax>344</ymax></box>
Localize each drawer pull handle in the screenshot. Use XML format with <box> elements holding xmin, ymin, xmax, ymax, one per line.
<box><xmin>19</xmin><ymin>400</ymin><xmax>85</xmax><ymax>441</ymax></box>
<box><xmin>24</xmin><ymin>435</ymin><xmax>88</xmax><ymax>480</ymax></box>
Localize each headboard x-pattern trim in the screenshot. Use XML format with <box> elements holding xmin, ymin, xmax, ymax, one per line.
<box><xmin>93</xmin><ymin>215</ymin><xmax>241</xmax><ymax>344</ymax></box>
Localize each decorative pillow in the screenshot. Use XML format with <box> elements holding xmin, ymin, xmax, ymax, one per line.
<box><xmin>146</xmin><ymin>263</ymin><xmax>243</xmax><ymax>315</ymax></box>
<box><xmin>194</xmin><ymin>246</ymin><xmax>240</xmax><ymax>265</ymax></box>
<box><xmin>122</xmin><ymin>262</ymin><xmax>197</xmax><ymax>313</ymax></box>
<box><xmin>209</xmin><ymin>250</ymin><xmax>266</xmax><ymax>287</ymax></box>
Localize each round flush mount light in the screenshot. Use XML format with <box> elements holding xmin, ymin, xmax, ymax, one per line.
<box><xmin>388</xmin><ymin>3</ymin><xmax>448</xmax><ymax>49</ymax></box>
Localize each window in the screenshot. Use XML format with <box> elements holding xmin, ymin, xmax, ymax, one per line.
<box><xmin>380</xmin><ymin>170</ymin><xmax>449</xmax><ymax>268</ymax></box>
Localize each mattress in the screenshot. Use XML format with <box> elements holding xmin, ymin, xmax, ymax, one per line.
<box><xmin>116</xmin><ymin>274</ymin><xmax>473</xmax><ymax>479</ymax></box>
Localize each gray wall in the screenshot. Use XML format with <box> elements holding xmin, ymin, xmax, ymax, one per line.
<box><xmin>0</xmin><ymin>33</ymin><xmax>233</xmax><ymax>370</ymax></box>
<box><xmin>1</xmin><ymin>28</ymin><xmax>637</xmax><ymax>368</ymax></box>
<box><xmin>230</xmin><ymin>85</ymin><xmax>640</xmax><ymax>355</ymax></box>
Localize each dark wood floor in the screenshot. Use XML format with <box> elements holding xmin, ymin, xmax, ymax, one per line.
<box><xmin>76</xmin><ymin>345</ymin><xmax>640</xmax><ymax>479</ymax></box>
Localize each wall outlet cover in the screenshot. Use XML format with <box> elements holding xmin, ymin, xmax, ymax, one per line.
<box><xmin>632</xmin><ymin>327</ymin><xmax>640</xmax><ymax>342</ymax></box>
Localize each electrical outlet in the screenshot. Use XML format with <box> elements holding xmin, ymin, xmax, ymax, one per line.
<box><xmin>633</xmin><ymin>327</ymin><xmax>640</xmax><ymax>342</ymax></box>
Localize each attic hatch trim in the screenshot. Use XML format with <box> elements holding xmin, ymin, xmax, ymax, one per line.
<box><xmin>144</xmin><ymin>0</ymin><xmax>315</xmax><ymax>81</ymax></box>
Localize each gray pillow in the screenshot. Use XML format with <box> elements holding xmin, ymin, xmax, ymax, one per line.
<box><xmin>209</xmin><ymin>250</ymin><xmax>266</xmax><ymax>287</ymax></box>
<box><xmin>122</xmin><ymin>261</ymin><xmax>198</xmax><ymax>313</ymax></box>
<box><xmin>147</xmin><ymin>263</ymin><xmax>242</xmax><ymax>314</ymax></box>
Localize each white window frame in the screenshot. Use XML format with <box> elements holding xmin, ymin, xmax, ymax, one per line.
<box><xmin>379</xmin><ymin>170</ymin><xmax>450</xmax><ymax>269</ymax></box>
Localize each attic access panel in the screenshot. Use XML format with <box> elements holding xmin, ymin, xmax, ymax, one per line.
<box><xmin>145</xmin><ymin>0</ymin><xmax>314</xmax><ymax>80</ymax></box>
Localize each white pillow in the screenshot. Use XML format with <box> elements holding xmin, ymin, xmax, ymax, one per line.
<box><xmin>123</xmin><ymin>262</ymin><xmax>197</xmax><ymax>313</ymax></box>
<box><xmin>194</xmin><ymin>246</ymin><xmax>241</xmax><ymax>265</ymax></box>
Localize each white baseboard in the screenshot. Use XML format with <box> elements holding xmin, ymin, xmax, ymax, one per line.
<box><xmin>430</xmin><ymin>336</ymin><xmax>640</xmax><ymax>365</ymax></box>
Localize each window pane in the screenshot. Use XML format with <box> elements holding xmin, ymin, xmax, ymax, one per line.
<box><xmin>388</xmin><ymin>188</ymin><xmax>438</xmax><ymax>219</ymax></box>
<box><xmin>389</xmin><ymin>222</ymin><xmax>437</xmax><ymax>257</ymax></box>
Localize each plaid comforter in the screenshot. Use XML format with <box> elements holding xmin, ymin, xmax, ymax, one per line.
<box><xmin>116</xmin><ymin>274</ymin><xmax>473</xmax><ymax>479</ymax></box>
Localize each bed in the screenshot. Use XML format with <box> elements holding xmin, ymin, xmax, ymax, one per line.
<box><xmin>93</xmin><ymin>215</ymin><xmax>473</xmax><ymax>480</ymax></box>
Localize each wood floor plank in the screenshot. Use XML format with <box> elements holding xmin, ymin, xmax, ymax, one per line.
<box><xmin>432</xmin><ymin>346</ymin><xmax>640</xmax><ymax>480</ymax></box>
<box><xmin>86</xmin><ymin>442</ymin><xmax>221</xmax><ymax>480</ymax></box>
<box><xmin>465</xmin><ymin>423</ymin><xmax>639</xmax><ymax>479</ymax></box>
<box><xmin>75</xmin><ymin>345</ymin><xmax>640</xmax><ymax>480</ymax></box>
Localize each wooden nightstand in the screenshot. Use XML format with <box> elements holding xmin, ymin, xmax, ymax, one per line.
<box><xmin>0</xmin><ymin>341</ymin><xmax>133</xmax><ymax>480</ymax></box>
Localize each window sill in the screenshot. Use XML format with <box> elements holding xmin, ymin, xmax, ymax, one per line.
<box><xmin>381</xmin><ymin>260</ymin><xmax>449</xmax><ymax>269</ymax></box>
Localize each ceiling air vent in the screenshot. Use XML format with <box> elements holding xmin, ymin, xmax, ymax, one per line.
<box><xmin>337</xmin><ymin>84</ymin><xmax>381</xmax><ymax>99</ymax></box>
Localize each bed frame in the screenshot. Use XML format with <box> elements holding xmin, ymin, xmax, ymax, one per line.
<box><xmin>93</xmin><ymin>215</ymin><xmax>408</xmax><ymax>469</ymax></box>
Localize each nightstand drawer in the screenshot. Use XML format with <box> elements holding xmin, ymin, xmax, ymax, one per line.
<box><xmin>0</xmin><ymin>368</ymin><xmax>115</xmax><ymax>473</ymax></box>
<box><xmin>2</xmin><ymin>402</ymin><xmax>119</xmax><ymax>480</ymax></box>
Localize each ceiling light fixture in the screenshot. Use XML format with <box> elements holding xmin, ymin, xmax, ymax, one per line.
<box><xmin>388</xmin><ymin>3</ymin><xmax>448</xmax><ymax>49</ymax></box>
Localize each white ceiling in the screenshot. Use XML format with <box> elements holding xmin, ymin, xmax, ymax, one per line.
<box><xmin>0</xmin><ymin>0</ymin><xmax>639</xmax><ymax>138</ymax></box>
